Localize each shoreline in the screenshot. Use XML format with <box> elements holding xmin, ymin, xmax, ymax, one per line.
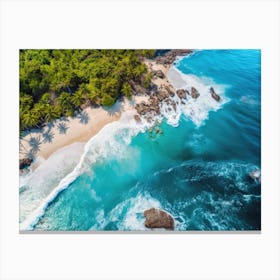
<box><xmin>19</xmin><ymin>96</ymin><xmax>148</xmax><ymax>163</ymax></box>
<box><xmin>19</xmin><ymin>50</ymin><xmax>193</xmax><ymax>170</ymax></box>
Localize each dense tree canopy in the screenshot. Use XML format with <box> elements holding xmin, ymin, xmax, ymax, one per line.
<box><xmin>20</xmin><ymin>49</ymin><xmax>156</xmax><ymax>131</ymax></box>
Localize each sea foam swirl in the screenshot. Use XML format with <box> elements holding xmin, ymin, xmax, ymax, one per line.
<box><xmin>20</xmin><ymin>111</ymin><xmax>151</xmax><ymax>230</ymax></box>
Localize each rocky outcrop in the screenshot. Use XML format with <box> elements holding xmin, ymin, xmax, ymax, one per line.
<box><xmin>135</xmin><ymin>102</ymin><xmax>150</xmax><ymax>115</ymax></box>
<box><xmin>210</xmin><ymin>87</ymin><xmax>221</xmax><ymax>102</ymax></box>
<box><xmin>134</xmin><ymin>114</ymin><xmax>141</xmax><ymax>123</ymax></box>
<box><xmin>164</xmin><ymin>85</ymin><xmax>175</xmax><ymax>97</ymax></box>
<box><xmin>129</xmin><ymin>80</ymin><xmax>147</xmax><ymax>95</ymax></box>
<box><xmin>19</xmin><ymin>158</ymin><xmax>33</xmax><ymax>169</ymax></box>
<box><xmin>144</xmin><ymin>208</ymin><xmax>175</xmax><ymax>230</ymax></box>
<box><xmin>176</xmin><ymin>89</ymin><xmax>187</xmax><ymax>99</ymax></box>
<box><xmin>135</xmin><ymin>99</ymin><xmax>161</xmax><ymax>116</ymax></box>
<box><xmin>155</xmin><ymin>49</ymin><xmax>193</xmax><ymax>65</ymax></box>
<box><xmin>157</xmin><ymin>90</ymin><xmax>169</xmax><ymax>101</ymax></box>
<box><xmin>191</xmin><ymin>87</ymin><xmax>200</xmax><ymax>99</ymax></box>
<box><xmin>153</xmin><ymin>70</ymin><xmax>165</xmax><ymax>79</ymax></box>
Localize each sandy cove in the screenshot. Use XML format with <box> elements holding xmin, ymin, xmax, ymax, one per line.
<box><xmin>19</xmin><ymin>96</ymin><xmax>148</xmax><ymax>162</ymax></box>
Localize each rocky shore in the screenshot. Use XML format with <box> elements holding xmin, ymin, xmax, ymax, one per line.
<box><xmin>133</xmin><ymin>49</ymin><xmax>221</xmax><ymax>124</ymax></box>
<box><xmin>19</xmin><ymin>49</ymin><xmax>221</xmax><ymax>170</ymax></box>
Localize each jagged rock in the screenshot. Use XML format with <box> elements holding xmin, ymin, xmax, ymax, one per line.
<box><xmin>164</xmin><ymin>85</ymin><xmax>175</xmax><ymax>97</ymax></box>
<box><xmin>134</xmin><ymin>114</ymin><xmax>141</xmax><ymax>123</ymax></box>
<box><xmin>176</xmin><ymin>89</ymin><xmax>187</xmax><ymax>99</ymax></box>
<box><xmin>191</xmin><ymin>87</ymin><xmax>200</xmax><ymax>99</ymax></box>
<box><xmin>209</xmin><ymin>87</ymin><xmax>221</xmax><ymax>102</ymax></box>
<box><xmin>130</xmin><ymin>80</ymin><xmax>146</xmax><ymax>95</ymax></box>
<box><xmin>186</xmin><ymin>89</ymin><xmax>190</xmax><ymax>95</ymax></box>
<box><xmin>157</xmin><ymin>90</ymin><xmax>169</xmax><ymax>101</ymax></box>
<box><xmin>150</xmin><ymin>96</ymin><xmax>159</xmax><ymax>106</ymax></box>
<box><xmin>165</xmin><ymin>98</ymin><xmax>171</xmax><ymax>105</ymax></box>
<box><xmin>144</xmin><ymin>208</ymin><xmax>175</xmax><ymax>230</ymax></box>
<box><xmin>155</xmin><ymin>49</ymin><xmax>193</xmax><ymax>65</ymax></box>
<box><xmin>153</xmin><ymin>70</ymin><xmax>165</xmax><ymax>79</ymax></box>
<box><xmin>19</xmin><ymin>158</ymin><xmax>33</xmax><ymax>169</ymax></box>
<box><xmin>135</xmin><ymin>102</ymin><xmax>149</xmax><ymax>115</ymax></box>
<box><xmin>181</xmin><ymin>100</ymin><xmax>186</xmax><ymax>105</ymax></box>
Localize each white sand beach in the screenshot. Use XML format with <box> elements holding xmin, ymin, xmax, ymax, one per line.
<box><xmin>19</xmin><ymin>96</ymin><xmax>148</xmax><ymax>164</ymax></box>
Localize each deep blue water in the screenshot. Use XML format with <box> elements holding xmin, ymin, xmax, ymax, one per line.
<box><xmin>32</xmin><ymin>50</ymin><xmax>261</xmax><ymax>231</ymax></box>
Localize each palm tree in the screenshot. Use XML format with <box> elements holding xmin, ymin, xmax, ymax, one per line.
<box><xmin>57</xmin><ymin>92</ymin><xmax>75</xmax><ymax>116</ymax></box>
<box><xmin>21</xmin><ymin>111</ymin><xmax>39</xmax><ymax>129</ymax></box>
<box><xmin>71</xmin><ymin>89</ymin><xmax>84</xmax><ymax>107</ymax></box>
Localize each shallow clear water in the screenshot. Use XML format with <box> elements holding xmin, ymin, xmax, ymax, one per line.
<box><xmin>21</xmin><ymin>50</ymin><xmax>261</xmax><ymax>231</ymax></box>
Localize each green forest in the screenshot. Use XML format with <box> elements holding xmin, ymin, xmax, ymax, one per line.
<box><xmin>20</xmin><ymin>49</ymin><xmax>155</xmax><ymax>131</ymax></box>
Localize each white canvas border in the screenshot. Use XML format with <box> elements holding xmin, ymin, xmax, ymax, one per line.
<box><xmin>0</xmin><ymin>0</ymin><xmax>279</xmax><ymax>279</ymax></box>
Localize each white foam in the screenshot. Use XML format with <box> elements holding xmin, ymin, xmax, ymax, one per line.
<box><xmin>166</xmin><ymin>66</ymin><xmax>230</xmax><ymax>126</ymax></box>
<box><xmin>107</xmin><ymin>192</ymin><xmax>162</xmax><ymax>231</ymax></box>
<box><xmin>20</xmin><ymin>111</ymin><xmax>151</xmax><ymax>230</ymax></box>
<box><xmin>19</xmin><ymin>142</ymin><xmax>85</xmax><ymax>223</ymax></box>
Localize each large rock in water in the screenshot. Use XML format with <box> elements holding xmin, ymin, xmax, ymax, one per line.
<box><xmin>176</xmin><ymin>89</ymin><xmax>187</xmax><ymax>99</ymax></box>
<box><xmin>209</xmin><ymin>87</ymin><xmax>221</xmax><ymax>102</ymax></box>
<box><xmin>19</xmin><ymin>158</ymin><xmax>33</xmax><ymax>169</ymax></box>
<box><xmin>134</xmin><ymin>114</ymin><xmax>141</xmax><ymax>123</ymax></box>
<box><xmin>144</xmin><ymin>208</ymin><xmax>175</xmax><ymax>230</ymax></box>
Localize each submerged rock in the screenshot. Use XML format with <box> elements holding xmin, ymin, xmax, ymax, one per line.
<box><xmin>249</xmin><ymin>169</ymin><xmax>261</xmax><ymax>184</ymax></box>
<box><xmin>209</xmin><ymin>87</ymin><xmax>221</xmax><ymax>102</ymax></box>
<box><xmin>144</xmin><ymin>208</ymin><xmax>175</xmax><ymax>230</ymax></box>
<box><xmin>134</xmin><ymin>114</ymin><xmax>141</xmax><ymax>123</ymax></box>
<box><xmin>191</xmin><ymin>87</ymin><xmax>200</xmax><ymax>99</ymax></box>
<box><xmin>171</xmin><ymin>101</ymin><xmax>177</xmax><ymax>112</ymax></box>
<box><xmin>19</xmin><ymin>158</ymin><xmax>33</xmax><ymax>169</ymax></box>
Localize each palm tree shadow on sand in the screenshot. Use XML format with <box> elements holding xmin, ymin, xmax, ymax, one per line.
<box><xmin>28</xmin><ymin>136</ymin><xmax>42</xmax><ymax>153</ymax></box>
<box><xmin>76</xmin><ymin>111</ymin><xmax>90</xmax><ymax>124</ymax></box>
<box><xmin>42</xmin><ymin>129</ymin><xmax>55</xmax><ymax>143</ymax></box>
<box><xmin>57</xmin><ymin>122</ymin><xmax>69</xmax><ymax>134</ymax></box>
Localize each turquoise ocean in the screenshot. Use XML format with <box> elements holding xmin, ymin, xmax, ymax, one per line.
<box><xmin>19</xmin><ymin>50</ymin><xmax>261</xmax><ymax>231</ymax></box>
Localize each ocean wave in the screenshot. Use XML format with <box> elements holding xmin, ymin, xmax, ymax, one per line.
<box><xmin>20</xmin><ymin>111</ymin><xmax>152</xmax><ymax>230</ymax></box>
<box><xmin>155</xmin><ymin>160</ymin><xmax>260</xmax><ymax>191</ymax></box>
<box><xmin>19</xmin><ymin>143</ymin><xmax>85</xmax><ymax>224</ymax></box>
<box><xmin>89</xmin><ymin>192</ymin><xmax>162</xmax><ymax>231</ymax></box>
<box><xmin>147</xmin><ymin>160</ymin><xmax>261</xmax><ymax>230</ymax></box>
